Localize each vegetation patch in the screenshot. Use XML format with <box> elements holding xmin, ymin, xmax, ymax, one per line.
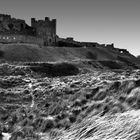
<box><xmin>27</xmin><ymin>62</ymin><xmax>79</xmax><ymax>77</ymax></box>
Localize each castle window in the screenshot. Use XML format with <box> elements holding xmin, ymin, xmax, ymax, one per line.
<box><xmin>7</xmin><ymin>37</ymin><xmax>9</xmax><ymax>39</ymax></box>
<box><xmin>3</xmin><ymin>37</ymin><xmax>5</xmax><ymax>39</ymax></box>
<box><xmin>49</xmin><ymin>39</ymin><xmax>52</xmax><ymax>43</ymax></box>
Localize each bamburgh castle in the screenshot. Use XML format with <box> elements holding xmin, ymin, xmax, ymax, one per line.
<box><xmin>0</xmin><ymin>14</ymin><xmax>56</xmax><ymax>45</ymax></box>
<box><xmin>0</xmin><ymin>13</ymin><xmax>130</xmax><ymax>54</ymax></box>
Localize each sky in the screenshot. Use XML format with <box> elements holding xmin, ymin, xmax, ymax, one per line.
<box><xmin>0</xmin><ymin>0</ymin><xmax>140</xmax><ymax>56</ymax></box>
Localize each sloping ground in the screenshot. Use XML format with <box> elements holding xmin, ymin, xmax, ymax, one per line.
<box><xmin>0</xmin><ymin>44</ymin><xmax>44</xmax><ymax>62</ymax></box>
<box><xmin>0</xmin><ymin>43</ymin><xmax>138</xmax><ymax>64</ymax></box>
<box><xmin>0</xmin><ymin>64</ymin><xmax>140</xmax><ymax>139</ymax></box>
<box><xmin>53</xmin><ymin>110</ymin><xmax>140</xmax><ymax>140</ymax></box>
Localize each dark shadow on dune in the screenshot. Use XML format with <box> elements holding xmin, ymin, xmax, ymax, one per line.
<box><xmin>26</xmin><ymin>62</ymin><xmax>79</xmax><ymax>77</ymax></box>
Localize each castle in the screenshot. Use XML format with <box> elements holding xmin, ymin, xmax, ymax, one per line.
<box><xmin>0</xmin><ymin>14</ymin><xmax>56</xmax><ymax>46</ymax></box>
<box><xmin>0</xmin><ymin>14</ymin><xmax>130</xmax><ymax>55</ymax></box>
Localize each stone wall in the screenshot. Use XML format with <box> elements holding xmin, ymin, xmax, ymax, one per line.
<box><xmin>31</xmin><ymin>17</ymin><xmax>56</xmax><ymax>45</ymax></box>
<box><xmin>0</xmin><ymin>14</ymin><xmax>35</xmax><ymax>35</ymax></box>
<box><xmin>0</xmin><ymin>34</ymin><xmax>44</xmax><ymax>45</ymax></box>
<box><xmin>0</xmin><ymin>14</ymin><xmax>56</xmax><ymax>46</ymax></box>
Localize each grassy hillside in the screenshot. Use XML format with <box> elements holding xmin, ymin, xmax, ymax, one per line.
<box><xmin>0</xmin><ymin>43</ymin><xmax>135</xmax><ymax>62</ymax></box>
<box><xmin>0</xmin><ymin>43</ymin><xmax>139</xmax><ymax>72</ymax></box>
<box><xmin>1</xmin><ymin>64</ymin><xmax>140</xmax><ymax>139</ymax></box>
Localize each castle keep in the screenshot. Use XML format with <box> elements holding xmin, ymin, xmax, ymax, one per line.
<box><xmin>0</xmin><ymin>14</ymin><xmax>118</xmax><ymax>50</ymax></box>
<box><xmin>0</xmin><ymin>14</ymin><xmax>56</xmax><ymax>45</ymax></box>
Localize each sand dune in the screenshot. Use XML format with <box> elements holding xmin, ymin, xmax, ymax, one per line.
<box><xmin>0</xmin><ymin>63</ymin><xmax>140</xmax><ymax>139</ymax></box>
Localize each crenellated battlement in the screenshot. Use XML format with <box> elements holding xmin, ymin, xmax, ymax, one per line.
<box><xmin>31</xmin><ymin>17</ymin><xmax>56</xmax><ymax>45</ymax></box>
<box><xmin>0</xmin><ymin>14</ymin><xmax>57</xmax><ymax>46</ymax></box>
<box><xmin>31</xmin><ymin>17</ymin><xmax>56</xmax><ymax>25</ymax></box>
<box><xmin>0</xmin><ymin>14</ymin><xmax>11</xmax><ymax>21</ymax></box>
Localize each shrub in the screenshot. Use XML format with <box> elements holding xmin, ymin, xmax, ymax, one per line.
<box><xmin>94</xmin><ymin>91</ymin><xmax>107</xmax><ymax>101</ymax></box>
<box><xmin>56</xmin><ymin>113</ymin><xmax>66</xmax><ymax>121</ymax></box>
<box><xmin>92</xmin><ymin>87</ymin><xmax>100</xmax><ymax>95</ymax></box>
<box><xmin>118</xmin><ymin>95</ymin><xmax>126</xmax><ymax>103</ymax></box>
<box><xmin>69</xmin><ymin>115</ymin><xmax>76</xmax><ymax>123</ymax></box>
<box><xmin>41</xmin><ymin>119</ymin><xmax>55</xmax><ymax>132</ymax></box>
<box><xmin>81</xmin><ymin>99</ymin><xmax>87</xmax><ymax>105</ymax></box>
<box><xmin>110</xmin><ymin>81</ymin><xmax>121</xmax><ymax>90</ymax></box>
<box><xmin>85</xmin><ymin>93</ymin><xmax>93</xmax><ymax>99</ymax></box>
<box><xmin>72</xmin><ymin>108</ymin><xmax>81</xmax><ymax>116</ymax></box>
<box><xmin>126</xmin><ymin>96</ymin><xmax>137</xmax><ymax>106</ymax></box>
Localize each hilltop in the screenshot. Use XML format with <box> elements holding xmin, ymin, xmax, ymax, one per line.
<box><xmin>0</xmin><ymin>43</ymin><xmax>140</xmax><ymax>140</ymax></box>
<box><xmin>0</xmin><ymin>13</ymin><xmax>139</xmax><ymax>72</ymax></box>
<box><xmin>0</xmin><ymin>43</ymin><xmax>139</xmax><ymax>72</ymax></box>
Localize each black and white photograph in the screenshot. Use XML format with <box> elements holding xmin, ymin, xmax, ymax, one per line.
<box><xmin>0</xmin><ymin>0</ymin><xmax>140</xmax><ymax>139</ymax></box>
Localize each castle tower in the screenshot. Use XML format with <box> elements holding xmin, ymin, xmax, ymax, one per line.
<box><xmin>31</xmin><ymin>17</ymin><xmax>56</xmax><ymax>46</ymax></box>
<box><xmin>31</xmin><ymin>18</ymin><xmax>36</xmax><ymax>27</ymax></box>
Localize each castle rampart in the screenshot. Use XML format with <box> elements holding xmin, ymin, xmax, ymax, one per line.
<box><xmin>0</xmin><ymin>14</ymin><xmax>115</xmax><ymax>48</ymax></box>
<box><xmin>31</xmin><ymin>17</ymin><xmax>56</xmax><ymax>45</ymax></box>
<box><xmin>0</xmin><ymin>14</ymin><xmax>27</xmax><ymax>32</ymax></box>
<box><xmin>0</xmin><ymin>14</ymin><xmax>57</xmax><ymax>46</ymax></box>
<box><xmin>0</xmin><ymin>34</ymin><xmax>44</xmax><ymax>45</ymax></box>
